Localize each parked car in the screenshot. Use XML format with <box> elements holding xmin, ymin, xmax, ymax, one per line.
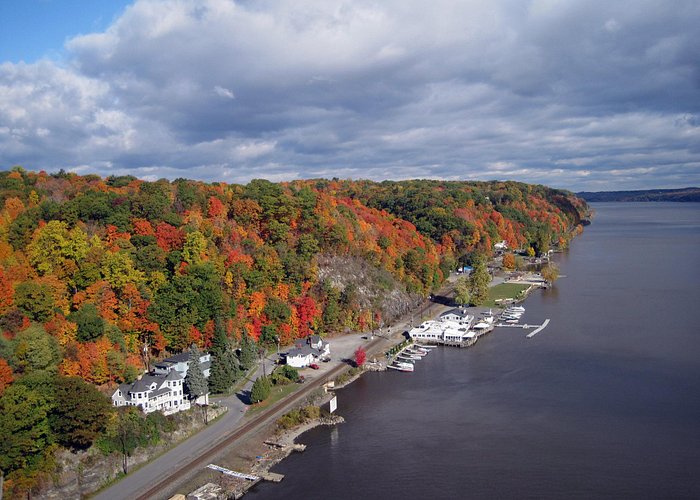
<box><xmin>309</xmin><ymin>363</ymin><xmax>320</xmax><ymax>370</ymax></box>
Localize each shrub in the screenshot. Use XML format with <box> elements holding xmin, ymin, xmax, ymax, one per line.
<box><xmin>280</xmin><ymin>364</ymin><xmax>300</xmax><ymax>382</ymax></box>
<box><xmin>250</xmin><ymin>375</ymin><xmax>272</xmax><ymax>403</ymax></box>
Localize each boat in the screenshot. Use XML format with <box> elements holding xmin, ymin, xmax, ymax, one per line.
<box><xmin>413</xmin><ymin>344</ymin><xmax>436</xmax><ymax>350</ymax></box>
<box><xmin>399</xmin><ymin>351</ymin><xmax>421</xmax><ymax>360</ymax></box>
<box><xmin>389</xmin><ymin>362</ymin><xmax>414</xmax><ymax>372</ymax></box>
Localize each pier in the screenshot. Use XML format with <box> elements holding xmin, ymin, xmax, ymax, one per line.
<box><xmin>526</xmin><ymin>319</ymin><xmax>550</xmax><ymax>338</ymax></box>
<box><xmin>494</xmin><ymin>319</ymin><xmax>551</xmax><ymax>337</ymax></box>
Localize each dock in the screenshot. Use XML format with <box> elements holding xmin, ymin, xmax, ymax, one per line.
<box><xmin>259</xmin><ymin>472</ymin><xmax>285</xmax><ymax>482</ymax></box>
<box><xmin>526</xmin><ymin>319</ymin><xmax>550</xmax><ymax>338</ymax></box>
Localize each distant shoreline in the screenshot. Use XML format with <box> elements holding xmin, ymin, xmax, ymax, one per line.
<box><xmin>577</xmin><ymin>187</ymin><xmax>700</xmax><ymax>202</ymax></box>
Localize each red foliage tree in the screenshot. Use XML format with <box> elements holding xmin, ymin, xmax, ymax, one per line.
<box><xmin>0</xmin><ymin>358</ymin><xmax>14</xmax><ymax>395</ymax></box>
<box><xmin>295</xmin><ymin>295</ymin><xmax>319</xmax><ymax>338</ymax></box>
<box><xmin>155</xmin><ymin>222</ymin><xmax>185</xmax><ymax>252</ymax></box>
<box><xmin>207</xmin><ymin>196</ymin><xmax>227</xmax><ymax>218</ymax></box>
<box><xmin>354</xmin><ymin>346</ymin><xmax>366</xmax><ymax>367</ymax></box>
<box><xmin>0</xmin><ymin>267</ymin><xmax>14</xmax><ymax>316</ymax></box>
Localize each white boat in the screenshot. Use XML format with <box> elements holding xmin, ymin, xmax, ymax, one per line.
<box><xmin>390</xmin><ymin>362</ymin><xmax>415</xmax><ymax>372</ymax></box>
<box><xmin>413</xmin><ymin>344</ymin><xmax>435</xmax><ymax>350</ymax></box>
<box><xmin>388</xmin><ymin>364</ymin><xmax>414</xmax><ymax>372</ymax></box>
<box><xmin>400</xmin><ymin>351</ymin><xmax>421</xmax><ymax>360</ymax></box>
<box><xmin>501</xmin><ymin>314</ymin><xmax>522</xmax><ymax>320</ymax></box>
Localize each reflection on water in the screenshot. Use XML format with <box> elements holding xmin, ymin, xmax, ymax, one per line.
<box><xmin>251</xmin><ymin>203</ymin><xmax>700</xmax><ymax>500</ymax></box>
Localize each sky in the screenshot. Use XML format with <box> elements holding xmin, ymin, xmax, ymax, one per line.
<box><xmin>1</xmin><ymin>0</ymin><xmax>699</xmax><ymax>191</ymax></box>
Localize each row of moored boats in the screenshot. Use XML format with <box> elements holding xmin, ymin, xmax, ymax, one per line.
<box><xmin>499</xmin><ymin>305</ymin><xmax>525</xmax><ymax>323</ymax></box>
<box><xmin>388</xmin><ymin>345</ymin><xmax>433</xmax><ymax>372</ymax></box>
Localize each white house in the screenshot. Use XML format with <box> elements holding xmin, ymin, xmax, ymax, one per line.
<box><xmin>284</xmin><ymin>335</ymin><xmax>331</xmax><ymax>367</ymax></box>
<box><xmin>111</xmin><ymin>370</ymin><xmax>190</xmax><ymax>415</ymax></box>
<box><xmin>152</xmin><ymin>351</ymin><xmax>212</xmax><ymax>378</ymax></box>
<box><xmin>285</xmin><ymin>346</ymin><xmax>316</xmax><ymax>368</ymax></box>
<box><xmin>439</xmin><ymin>309</ymin><xmax>474</xmax><ymax>327</ymax></box>
<box><xmin>494</xmin><ymin>240</ymin><xmax>508</xmax><ymax>251</ymax></box>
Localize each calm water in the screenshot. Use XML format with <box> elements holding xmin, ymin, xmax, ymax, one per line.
<box><xmin>251</xmin><ymin>203</ymin><xmax>700</xmax><ymax>499</ymax></box>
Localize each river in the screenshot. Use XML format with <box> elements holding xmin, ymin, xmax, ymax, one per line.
<box><xmin>250</xmin><ymin>202</ymin><xmax>700</xmax><ymax>499</ymax></box>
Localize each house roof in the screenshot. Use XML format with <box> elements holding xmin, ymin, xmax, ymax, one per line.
<box><xmin>287</xmin><ymin>346</ymin><xmax>316</xmax><ymax>358</ymax></box>
<box><xmin>310</xmin><ymin>334</ymin><xmax>321</xmax><ymax>343</ymax></box>
<box><xmin>162</xmin><ymin>352</ymin><xmax>190</xmax><ymax>363</ymax></box>
<box><xmin>149</xmin><ymin>386</ymin><xmax>171</xmax><ymax>399</ymax></box>
<box><xmin>165</xmin><ymin>370</ymin><xmax>183</xmax><ymax>381</ymax></box>
<box><xmin>129</xmin><ymin>374</ymin><xmax>166</xmax><ymax>393</ymax></box>
<box><xmin>441</xmin><ymin>308</ymin><xmax>471</xmax><ymax>318</ymax></box>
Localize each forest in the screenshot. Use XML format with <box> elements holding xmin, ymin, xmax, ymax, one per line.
<box><xmin>0</xmin><ymin>167</ymin><xmax>587</xmax><ymax>494</ymax></box>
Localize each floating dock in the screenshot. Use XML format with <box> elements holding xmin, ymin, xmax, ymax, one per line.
<box><xmin>526</xmin><ymin>319</ymin><xmax>550</xmax><ymax>338</ymax></box>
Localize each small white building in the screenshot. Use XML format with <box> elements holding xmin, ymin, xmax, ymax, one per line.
<box><xmin>284</xmin><ymin>335</ymin><xmax>331</xmax><ymax>367</ymax></box>
<box><xmin>494</xmin><ymin>240</ymin><xmax>508</xmax><ymax>251</ymax></box>
<box><xmin>286</xmin><ymin>346</ymin><xmax>316</xmax><ymax>368</ymax></box>
<box><xmin>439</xmin><ymin>309</ymin><xmax>474</xmax><ymax>327</ymax></box>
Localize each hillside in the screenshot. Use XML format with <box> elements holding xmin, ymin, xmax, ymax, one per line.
<box><xmin>577</xmin><ymin>187</ymin><xmax>700</xmax><ymax>202</ymax></box>
<box><xmin>0</xmin><ymin>168</ymin><xmax>587</xmax><ymax>494</ymax></box>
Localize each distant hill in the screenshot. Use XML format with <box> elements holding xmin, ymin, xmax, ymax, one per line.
<box><xmin>577</xmin><ymin>187</ymin><xmax>700</xmax><ymax>202</ymax></box>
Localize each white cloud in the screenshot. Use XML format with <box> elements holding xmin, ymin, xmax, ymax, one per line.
<box><xmin>0</xmin><ymin>0</ymin><xmax>699</xmax><ymax>190</ymax></box>
<box><xmin>214</xmin><ymin>85</ymin><xmax>235</xmax><ymax>99</ymax></box>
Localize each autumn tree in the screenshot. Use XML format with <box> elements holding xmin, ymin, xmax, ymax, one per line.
<box><xmin>541</xmin><ymin>263</ymin><xmax>560</xmax><ymax>284</ymax></box>
<box><xmin>455</xmin><ymin>276</ymin><xmax>471</xmax><ymax>307</ymax></box>
<box><xmin>50</xmin><ymin>376</ymin><xmax>112</xmax><ymax>450</ymax></box>
<box><xmin>97</xmin><ymin>406</ymin><xmax>143</xmax><ymax>475</ymax></box>
<box><xmin>354</xmin><ymin>346</ymin><xmax>366</xmax><ymax>367</ymax></box>
<box><xmin>0</xmin><ymin>358</ymin><xmax>13</xmax><ymax>395</ymax></box>
<box><xmin>502</xmin><ymin>253</ymin><xmax>516</xmax><ymax>270</ymax></box>
<box><xmin>14</xmin><ymin>281</ymin><xmax>55</xmax><ymax>322</ymax></box>
<box><xmin>468</xmin><ymin>258</ymin><xmax>490</xmax><ymax>306</ymax></box>
<box><xmin>12</xmin><ymin>324</ymin><xmax>62</xmax><ymax>374</ymax></box>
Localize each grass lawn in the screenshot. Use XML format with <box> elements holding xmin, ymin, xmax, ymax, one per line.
<box><xmin>247</xmin><ymin>382</ymin><xmax>301</xmax><ymax>415</ymax></box>
<box><xmin>485</xmin><ymin>283</ymin><xmax>530</xmax><ymax>307</ymax></box>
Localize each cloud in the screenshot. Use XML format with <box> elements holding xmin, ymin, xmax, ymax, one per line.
<box><xmin>213</xmin><ymin>86</ymin><xmax>235</xmax><ymax>99</ymax></box>
<box><xmin>1</xmin><ymin>0</ymin><xmax>699</xmax><ymax>190</ymax></box>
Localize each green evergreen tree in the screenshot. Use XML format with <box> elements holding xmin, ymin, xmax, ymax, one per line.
<box><xmin>250</xmin><ymin>375</ymin><xmax>272</xmax><ymax>403</ymax></box>
<box><xmin>208</xmin><ymin>319</ymin><xmax>237</xmax><ymax>393</ymax></box>
<box><xmin>238</xmin><ymin>331</ymin><xmax>257</xmax><ymax>371</ymax></box>
<box><xmin>184</xmin><ymin>344</ymin><xmax>208</xmax><ymax>401</ymax></box>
